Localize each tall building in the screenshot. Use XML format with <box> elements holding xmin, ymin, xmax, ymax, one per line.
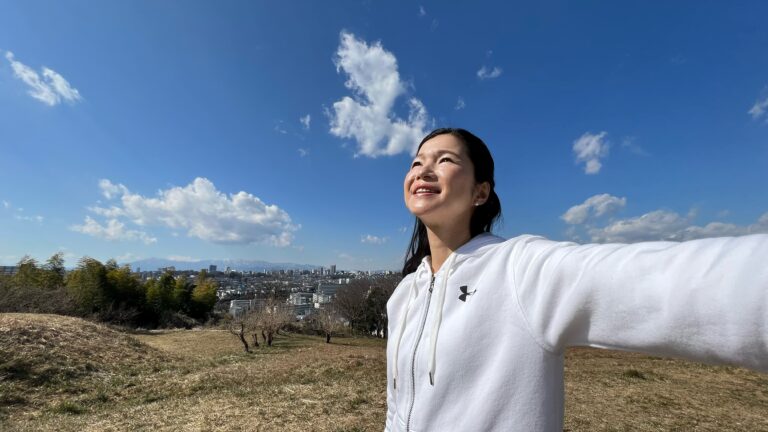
<box><xmin>330</xmin><ymin>264</ymin><xmax>336</xmax><ymax>275</ymax></box>
<box><xmin>209</xmin><ymin>264</ymin><xmax>217</xmax><ymax>273</ymax></box>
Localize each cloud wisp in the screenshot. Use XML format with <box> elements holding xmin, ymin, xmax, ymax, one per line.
<box><xmin>749</xmin><ymin>96</ymin><xmax>768</xmax><ymax>121</ymax></box>
<box><xmin>74</xmin><ymin>178</ymin><xmax>299</xmax><ymax>246</ymax></box>
<box><xmin>4</xmin><ymin>51</ymin><xmax>82</xmax><ymax>106</ymax></box>
<box><xmin>300</xmin><ymin>114</ymin><xmax>311</xmax><ymax>130</ymax></box>
<box><xmin>329</xmin><ymin>31</ymin><xmax>430</xmax><ymax>157</ymax></box>
<box><xmin>573</xmin><ymin>131</ymin><xmax>609</xmax><ymax>174</ymax></box>
<box><xmin>477</xmin><ymin>66</ymin><xmax>502</xmax><ymax>80</ymax></box>
<box><xmin>361</xmin><ymin>234</ymin><xmax>388</xmax><ymax>244</ymax></box>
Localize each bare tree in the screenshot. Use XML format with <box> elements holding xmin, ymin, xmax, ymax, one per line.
<box><xmin>250</xmin><ymin>297</ymin><xmax>293</xmax><ymax>346</ymax></box>
<box><xmin>227</xmin><ymin>314</ymin><xmax>251</xmax><ymax>353</ymax></box>
<box><xmin>315</xmin><ymin>306</ymin><xmax>344</xmax><ymax>343</ymax></box>
<box><xmin>334</xmin><ymin>278</ymin><xmax>369</xmax><ymax>333</ymax></box>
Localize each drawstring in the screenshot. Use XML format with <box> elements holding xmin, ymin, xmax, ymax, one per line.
<box><xmin>391</xmin><ymin>253</ymin><xmax>460</xmax><ymax>389</ymax></box>
<box><xmin>428</xmin><ymin>253</ymin><xmax>457</xmax><ymax>386</ymax></box>
<box><xmin>392</xmin><ymin>264</ymin><xmax>424</xmax><ymax>389</ymax></box>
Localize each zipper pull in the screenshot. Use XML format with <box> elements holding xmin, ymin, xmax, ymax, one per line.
<box><xmin>428</xmin><ymin>275</ymin><xmax>435</xmax><ymax>293</ymax></box>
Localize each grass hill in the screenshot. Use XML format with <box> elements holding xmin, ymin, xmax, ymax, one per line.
<box><xmin>1</xmin><ymin>313</ymin><xmax>767</xmax><ymax>431</ymax></box>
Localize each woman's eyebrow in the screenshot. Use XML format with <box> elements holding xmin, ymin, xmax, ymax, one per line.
<box><xmin>415</xmin><ymin>149</ymin><xmax>462</xmax><ymax>159</ymax></box>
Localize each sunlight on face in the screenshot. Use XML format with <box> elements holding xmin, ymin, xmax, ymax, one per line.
<box><xmin>403</xmin><ymin>134</ymin><xmax>478</xmax><ymax>229</ymax></box>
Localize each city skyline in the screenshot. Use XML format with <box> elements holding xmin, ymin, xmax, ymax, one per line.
<box><xmin>2</xmin><ymin>2</ymin><xmax>768</xmax><ymax>270</ymax></box>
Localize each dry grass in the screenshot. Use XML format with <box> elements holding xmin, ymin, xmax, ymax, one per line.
<box><xmin>1</xmin><ymin>313</ymin><xmax>767</xmax><ymax>431</ymax></box>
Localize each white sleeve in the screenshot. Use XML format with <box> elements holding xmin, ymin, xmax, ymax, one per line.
<box><xmin>510</xmin><ymin>234</ymin><xmax>768</xmax><ymax>372</ymax></box>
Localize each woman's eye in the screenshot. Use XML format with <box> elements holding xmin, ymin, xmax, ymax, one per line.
<box><xmin>439</xmin><ymin>157</ymin><xmax>453</xmax><ymax>163</ymax></box>
<box><xmin>411</xmin><ymin>161</ymin><xmax>421</xmax><ymax>168</ymax></box>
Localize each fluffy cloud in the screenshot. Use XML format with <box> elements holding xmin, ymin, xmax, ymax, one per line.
<box><xmin>5</xmin><ymin>51</ymin><xmax>81</xmax><ymax>106</ymax></box>
<box><xmin>79</xmin><ymin>178</ymin><xmax>299</xmax><ymax>246</ymax></box>
<box><xmin>361</xmin><ymin>234</ymin><xmax>388</xmax><ymax>244</ymax></box>
<box><xmin>70</xmin><ymin>216</ymin><xmax>157</xmax><ymax>244</ymax></box>
<box><xmin>749</xmin><ymin>96</ymin><xmax>768</xmax><ymax>121</ymax></box>
<box><xmin>477</xmin><ymin>66</ymin><xmax>502</xmax><ymax>80</ymax></box>
<box><xmin>329</xmin><ymin>31</ymin><xmax>430</xmax><ymax>157</ymax></box>
<box><xmin>561</xmin><ymin>194</ymin><xmax>627</xmax><ymax>225</ymax></box>
<box><xmin>562</xmin><ymin>196</ymin><xmax>768</xmax><ymax>243</ymax></box>
<box><xmin>573</xmin><ymin>131</ymin><xmax>609</xmax><ymax>174</ymax></box>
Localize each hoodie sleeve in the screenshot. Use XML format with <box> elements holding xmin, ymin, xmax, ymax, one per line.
<box><xmin>510</xmin><ymin>234</ymin><xmax>768</xmax><ymax>373</ymax></box>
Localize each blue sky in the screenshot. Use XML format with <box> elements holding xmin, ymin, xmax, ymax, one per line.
<box><xmin>1</xmin><ymin>1</ymin><xmax>767</xmax><ymax>271</ymax></box>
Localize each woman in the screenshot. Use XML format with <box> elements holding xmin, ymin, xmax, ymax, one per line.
<box><xmin>385</xmin><ymin>128</ymin><xmax>768</xmax><ymax>432</ymax></box>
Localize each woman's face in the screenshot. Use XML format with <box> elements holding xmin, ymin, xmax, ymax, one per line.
<box><xmin>404</xmin><ymin>134</ymin><xmax>487</xmax><ymax>229</ymax></box>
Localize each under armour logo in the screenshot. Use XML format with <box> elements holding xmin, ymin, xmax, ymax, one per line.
<box><xmin>458</xmin><ymin>285</ymin><xmax>476</xmax><ymax>302</ymax></box>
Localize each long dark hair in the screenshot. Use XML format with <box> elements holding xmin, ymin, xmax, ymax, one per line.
<box><xmin>402</xmin><ymin>128</ymin><xmax>502</xmax><ymax>276</ymax></box>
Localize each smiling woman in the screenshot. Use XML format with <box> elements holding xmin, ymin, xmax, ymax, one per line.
<box><xmin>386</xmin><ymin>128</ymin><xmax>768</xmax><ymax>432</ymax></box>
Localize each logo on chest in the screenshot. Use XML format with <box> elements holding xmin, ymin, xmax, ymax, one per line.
<box><xmin>458</xmin><ymin>285</ymin><xmax>477</xmax><ymax>302</ymax></box>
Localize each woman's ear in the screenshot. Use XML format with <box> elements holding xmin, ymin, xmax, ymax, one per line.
<box><xmin>474</xmin><ymin>182</ymin><xmax>491</xmax><ymax>206</ymax></box>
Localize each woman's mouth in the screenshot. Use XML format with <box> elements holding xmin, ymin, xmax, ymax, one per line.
<box><xmin>413</xmin><ymin>185</ymin><xmax>440</xmax><ymax>196</ymax></box>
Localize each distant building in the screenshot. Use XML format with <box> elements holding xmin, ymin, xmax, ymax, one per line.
<box><xmin>209</xmin><ymin>264</ymin><xmax>217</xmax><ymax>273</ymax></box>
<box><xmin>330</xmin><ymin>264</ymin><xmax>336</xmax><ymax>275</ymax></box>
<box><xmin>228</xmin><ymin>299</ymin><xmax>265</xmax><ymax>318</ymax></box>
<box><xmin>0</xmin><ymin>266</ymin><xmax>19</xmax><ymax>277</ymax></box>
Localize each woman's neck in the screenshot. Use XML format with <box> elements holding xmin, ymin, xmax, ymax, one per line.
<box><xmin>426</xmin><ymin>226</ymin><xmax>472</xmax><ymax>274</ymax></box>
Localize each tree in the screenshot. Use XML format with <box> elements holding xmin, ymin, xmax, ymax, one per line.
<box><xmin>173</xmin><ymin>276</ymin><xmax>194</xmax><ymax>314</ymax></box>
<box><xmin>66</xmin><ymin>257</ymin><xmax>108</xmax><ymax>313</ymax></box>
<box><xmin>43</xmin><ymin>252</ymin><xmax>66</xmax><ymax>289</ymax></box>
<box><xmin>314</xmin><ymin>306</ymin><xmax>343</xmax><ymax>343</ymax></box>
<box><xmin>227</xmin><ymin>314</ymin><xmax>252</xmax><ymax>353</ymax></box>
<box><xmin>190</xmin><ymin>272</ymin><xmax>217</xmax><ymax>319</ymax></box>
<box><xmin>13</xmin><ymin>255</ymin><xmax>41</xmax><ymax>290</ymax></box>
<box><xmin>250</xmin><ymin>297</ymin><xmax>293</xmax><ymax>346</ymax></box>
<box><xmin>146</xmin><ymin>271</ymin><xmax>175</xmax><ymax>314</ymax></box>
<box><xmin>334</xmin><ymin>278</ymin><xmax>370</xmax><ymax>333</ymax></box>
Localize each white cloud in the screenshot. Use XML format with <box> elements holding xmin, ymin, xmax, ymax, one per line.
<box><xmin>749</xmin><ymin>96</ymin><xmax>768</xmax><ymax>121</ymax></box>
<box><xmin>573</xmin><ymin>131</ymin><xmax>609</xmax><ymax>174</ymax></box>
<box><xmin>561</xmin><ymin>193</ymin><xmax>627</xmax><ymax>225</ymax></box>
<box><xmin>329</xmin><ymin>31</ymin><xmax>430</xmax><ymax>157</ymax></box>
<box><xmin>477</xmin><ymin>66</ymin><xmax>502</xmax><ymax>80</ymax></box>
<box><xmin>5</xmin><ymin>51</ymin><xmax>81</xmax><ymax>106</ymax></box>
<box><xmin>300</xmin><ymin>114</ymin><xmax>311</xmax><ymax>130</ymax></box>
<box><xmin>361</xmin><ymin>234</ymin><xmax>388</xmax><ymax>244</ymax></box>
<box><xmin>2</xmin><ymin>199</ymin><xmax>43</xmax><ymax>222</ymax></box>
<box><xmin>298</xmin><ymin>148</ymin><xmax>309</xmax><ymax>157</ymax></box>
<box><xmin>14</xmin><ymin>214</ymin><xmax>44</xmax><ymax>223</ymax></box>
<box><xmin>563</xmin><ymin>196</ymin><xmax>768</xmax><ymax>243</ymax></box>
<box><xmin>99</xmin><ymin>179</ymin><xmax>128</xmax><ymax>200</ymax></box>
<box><xmin>85</xmin><ymin>177</ymin><xmax>298</xmax><ymax>246</ymax></box>
<box><xmin>116</xmin><ymin>252</ymin><xmax>142</xmax><ymax>263</ymax></box>
<box><xmin>419</xmin><ymin>6</ymin><xmax>426</xmax><ymax>16</ymax></box>
<box><xmin>455</xmin><ymin>97</ymin><xmax>465</xmax><ymax>110</ymax></box>
<box><xmin>70</xmin><ymin>216</ymin><xmax>157</xmax><ymax>244</ymax></box>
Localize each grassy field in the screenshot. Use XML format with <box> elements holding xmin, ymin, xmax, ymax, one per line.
<box><xmin>1</xmin><ymin>313</ymin><xmax>767</xmax><ymax>431</ymax></box>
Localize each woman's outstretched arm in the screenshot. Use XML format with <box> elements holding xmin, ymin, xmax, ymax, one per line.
<box><xmin>509</xmin><ymin>234</ymin><xmax>768</xmax><ymax>372</ymax></box>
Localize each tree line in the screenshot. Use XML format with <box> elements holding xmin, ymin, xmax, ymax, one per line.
<box><xmin>0</xmin><ymin>253</ymin><xmax>218</xmax><ymax>328</ymax></box>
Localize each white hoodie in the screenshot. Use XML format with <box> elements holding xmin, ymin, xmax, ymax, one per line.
<box><xmin>385</xmin><ymin>233</ymin><xmax>768</xmax><ymax>432</ymax></box>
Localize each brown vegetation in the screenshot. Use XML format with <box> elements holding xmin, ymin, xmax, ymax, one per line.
<box><xmin>1</xmin><ymin>313</ymin><xmax>767</xmax><ymax>431</ymax></box>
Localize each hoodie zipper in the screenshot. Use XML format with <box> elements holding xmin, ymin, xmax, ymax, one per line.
<box><xmin>405</xmin><ymin>274</ymin><xmax>435</xmax><ymax>432</ymax></box>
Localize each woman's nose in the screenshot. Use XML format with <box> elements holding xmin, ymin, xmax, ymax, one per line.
<box><xmin>415</xmin><ymin>165</ymin><xmax>436</xmax><ymax>181</ymax></box>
